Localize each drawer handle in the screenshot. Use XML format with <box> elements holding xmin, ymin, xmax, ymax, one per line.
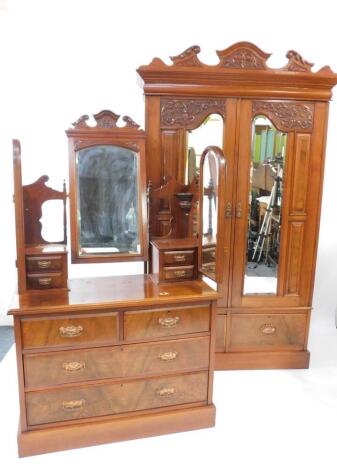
<box><xmin>158</xmin><ymin>387</ymin><xmax>176</xmax><ymax>397</ymax></box>
<box><xmin>62</xmin><ymin>361</ymin><xmax>85</xmax><ymax>372</ymax></box>
<box><xmin>38</xmin><ymin>277</ymin><xmax>52</xmax><ymax>286</ymax></box>
<box><xmin>174</xmin><ymin>269</ymin><xmax>187</xmax><ymax>278</ymax></box>
<box><xmin>260</xmin><ymin>323</ymin><xmax>276</xmax><ymax>335</ymax></box>
<box><xmin>158</xmin><ymin>351</ymin><xmax>178</xmax><ymax>361</ymax></box>
<box><xmin>173</xmin><ymin>255</ymin><xmax>186</xmax><ymax>262</ymax></box>
<box><xmin>37</xmin><ymin>260</ymin><xmax>52</xmax><ymax>269</ymax></box>
<box><xmin>158</xmin><ymin>316</ymin><xmax>180</xmax><ymax>328</ymax></box>
<box><xmin>59</xmin><ymin>325</ymin><xmax>84</xmax><ymax>338</ymax></box>
<box><xmin>62</xmin><ymin>399</ymin><xmax>85</xmax><ymax>410</ymax></box>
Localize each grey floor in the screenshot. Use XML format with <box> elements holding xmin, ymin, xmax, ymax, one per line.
<box><xmin>0</xmin><ymin>326</ymin><xmax>14</xmax><ymax>362</ymax></box>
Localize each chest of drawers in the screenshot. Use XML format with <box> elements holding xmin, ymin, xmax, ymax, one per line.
<box><xmin>9</xmin><ymin>274</ymin><xmax>218</xmax><ymax>457</ymax></box>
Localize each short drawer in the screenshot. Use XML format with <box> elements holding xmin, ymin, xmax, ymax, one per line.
<box><xmin>228</xmin><ymin>313</ymin><xmax>307</xmax><ymax>351</ymax></box>
<box><xmin>202</xmin><ymin>246</ymin><xmax>216</xmax><ymax>264</ymax></box>
<box><xmin>24</xmin><ymin>337</ymin><xmax>210</xmax><ymax>388</ymax></box>
<box><xmin>21</xmin><ymin>313</ymin><xmax>119</xmax><ymax>350</ymax></box>
<box><xmin>26</xmin><ymin>255</ymin><xmax>65</xmax><ymax>273</ymax></box>
<box><xmin>26</xmin><ymin>371</ymin><xmax>208</xmax><ymax>426</ymax></box>
<box><xmin>163</xmin><ymin>250</ymin><xmax>195</xmax><ymax>266</ymax></box>
<box><xmin>124</xmin><ymin>305</ymin><xmax>210</xmax><ymax>341</ymax></box>
<box><xmin>26</xmin><ymin>272</ymin><xmax>66</xmax><ymax>290</ymax></box>
<box><xmin>163</xmin><ymin>265</ymin><xmax>194</xmax><ymax>281</ymax></box>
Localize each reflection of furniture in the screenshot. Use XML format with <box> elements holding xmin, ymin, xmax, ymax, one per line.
<box><xmin>9</xmin><ymin>275</ymin><xmax>218</xmax><ymax>457</ymax></box>
<box><xmin>151</xmin><ymin>238</ymin><xmax>198</xmax><ymax>283</ymax></box>
<box><xmin>13</xmin><ymin>140</ymin><xmax>68</xmax><ymax>294</ymax></box>
<box><xmin>138</xmin><ymin>42</ymin><xmax>337</xmax><ymax>370</ymax></box>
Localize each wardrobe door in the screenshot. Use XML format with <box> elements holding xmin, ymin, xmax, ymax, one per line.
<box><xmin>231</xmin><ymin>99</ymin><xmax>327</xmax><ymax>308</ymax></box>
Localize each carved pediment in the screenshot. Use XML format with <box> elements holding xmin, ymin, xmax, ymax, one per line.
<box><xmin>170</xmin><ymin>45</ymin><xmax>203</xmax><ymax>66</ymax></box>
<box><xmin>284</xmin><ymin>50</ymin><xmax>314</xmax><ymax>72</ymax></box>
<box><xmin>216</xmin><ymin>42</ymin><xmax>271</xmax><ymax>70</ymax></box>
<box><xmin>70</xmin><ymin>110</ymin><xmax>141</xmax><ymax>131</ymax></box>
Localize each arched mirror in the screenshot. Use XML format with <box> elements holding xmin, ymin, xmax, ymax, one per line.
<box><xmin>198</xmin><ymin>145</ymin><xmax>226</xmax><ymax>283</ymax></box>
<box><xmin>244</xmin><ymin>115</ymin><xmax>287</xmax><ymax>294</ymax></box>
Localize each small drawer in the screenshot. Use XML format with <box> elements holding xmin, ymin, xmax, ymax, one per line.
<box><xmin>202</xmin><ymin>246</ymin><xmax>216</xmax><ymax>264</ymax></box>
<box><xmin>163</xmin><ymin>265</ymin><xmax>194</xmax><ymax>281</ymax></box>
<box><xmin>26</xmin><ymin>255</ymin><xmax>65</xmax><ymax>273</ymax></box>
<box><xmin>163</xmin><ymin>250</ymin><xmax>195</xmax><ymax>266</ymax></box>
<box><xmin>124</xmin><ymin>305</ymin><xmax>210</xmax><ymax>341</ymax></box>
<box><xmin>26</xmin><ymin>272</ymin><xmax>66</xmax><ymax>290</ymax></box>
<box><xmin>228</xmin><ymin>313</ymin><xmax>307</xmax><ymax>352</ymax></box>
<box><xmin>24</xmin><ymin>337</ymin><xmax>210</xmax><ymax>388</ymax></box>
<box><xmin>21</xmin><ymin>313</ymin><xmax>119</xmax><ymax>350</ymax></box>
<box><xmin>26</xmin><ymin>371</ymin><xmax>208</xmax><ymax>426</ymax></box>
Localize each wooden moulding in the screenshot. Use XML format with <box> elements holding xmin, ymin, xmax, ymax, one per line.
<box><xmin>18</xmin><ymin>404</ymin><xmax>216</xmax><ymax>457</ymax></box>
<box><xmin>215</xmin><ymin>351</ymin><xmax>310</xmax><ymax>370</ymax></box>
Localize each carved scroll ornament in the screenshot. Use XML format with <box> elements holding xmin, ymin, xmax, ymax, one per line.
<box><xmin>252</xmin><ymin>101</ymin><xmax>314</xmax><ymax>132</ymax></box>
<box><xmin>161</xmin><ymin>99</ymin><xmax>226</xmax><ymax>128</ymax></box>
<box><xmin>71</xmin><ymin>110</ymin><xmax>141</xmax><ymax>130</ymax></box>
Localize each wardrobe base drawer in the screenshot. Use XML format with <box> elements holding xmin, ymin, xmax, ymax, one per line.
<box><xmin>215</xmin><ymin>350</ymin><xmax>310</xmax><ymax>370</ymax></box>
<box><xmin>26</xmin><ymin>372</ymin><xmax>209</xmax><ymax>426</ymax></box>
<box><xmin>228</xmin><ymin>313</ymin><xmax>307</xmax><ymax>351</ymax></box>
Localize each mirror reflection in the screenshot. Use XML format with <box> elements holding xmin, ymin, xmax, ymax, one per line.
<box><xmin>184</xmin><ymin>114</ymin><xmax>223</xmax><ymax>185</ymax></box>
<box><xmin>76</xmin><ymin>145</ymin><xmax>140</xmax><ymax>256</ymax></box>
<box><xmin>201</xmin><ymin>150</ymin><xmax>219</xmax><ymax>280</ymax></box>
<box><xmin>244</xmin><ymin>116</ymin><xmax>287</xmax><ymax>295</ymax></box>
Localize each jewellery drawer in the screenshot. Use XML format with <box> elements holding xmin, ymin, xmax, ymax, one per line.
<box><xmin>163</xmin><ymin>250</ymin><xmax>195</xmax><ymax>266</ymax></box>
<box><xmin>163</xmin><ymin>265</ymin><xmax>194</xmax><ymax>281</ymax></box>
<box><xmin>21</xmin><ymin>313</ymin><xmax>119</xmax><ymax>350</ymax></box>
<box><xmin>124</xmin><ymin>305</ymin><xmax>210</xmax><ymax>341</ymax></box>
<box><xmin>26</xmin><ymin>255</ymin><xmax>65</xmax><ymax>273</ymax></box>
<box><xmin>25</xmin><ymin>371</ymin><xmax>209</xmax><ymax>426</ymax></box>
<box><xmin>228</xmin><ymin>313</ymin><xmax>307</xmax><ymax>352</ymax></box>
<box><xmin>24</xmin><ymin>336</ymin><xmax>210</xmax><ymax>388</ymax></box>
<box><xmin>202</xmin><ymin>246</ymin><xmax>216</xmax><ymax>264</ymax></box>
<box><xmin>26</xmin><ymin>272</ymin><xmax>66</xmax><ymax>290</ymax></box>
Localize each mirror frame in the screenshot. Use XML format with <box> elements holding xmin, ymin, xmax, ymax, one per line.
<box><xmin>66</xmin><ymin>110</ymin><xmax>148</xmax><ymax>263</ymax></box>
<box><xmin>198</xmin><ymin>145</ymin><xmax>226</xmax><ymax>283</ymax></box>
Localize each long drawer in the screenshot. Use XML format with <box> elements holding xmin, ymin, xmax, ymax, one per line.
<box><xmin>124</xmin><ymin>305</ymin><xmax>210</xmax><ymax>341</ymax></box>
<box><xmin>25</xmin><ymin>371</ymin><xmax>209</xmax><ymax>426</ymax></box>
<box><xmin>24</xmin><ymin>336</ymin><xmax>210</xmax><ymax>388</ymax></box>
<box><xmin>21</xmin><ymin>313</ymin><xmax>119</xmax><ymax>350</ymax></box>
<box><xmin>228</xmin><ymin>313</ymin><xmax>307</xmax><ymax>351</ymax></box>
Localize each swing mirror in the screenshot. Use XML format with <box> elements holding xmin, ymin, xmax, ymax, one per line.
<box><xmin>198</xmin><ymin>145</ymin><xmax>226</xmax><ymax>283</ymax></box>
<box><xmin>244</xmin><ymin>115</ymin><xmax>288</xmax><ymax>295</ymax></box>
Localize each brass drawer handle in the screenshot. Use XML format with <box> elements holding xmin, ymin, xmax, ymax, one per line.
<box><xmin>174</xmin><ymin>269</ymin><xmax>187</xmax><ymax>278</ymax></box>
<box><xmin>62</xmin><ymin>361</ymin><xmax>85</xmax><ymax>372</ymax></box>
<box><xmin>225</xmin><ymin>202</ymin><xmax>233</xmax><ymax>219</ymax></box>
<box><xmin>63</xmin><ymin>399</ymin><xmax>85</xmax><ymax>410</ymax></box>
<box><xmin>157</xmin><ymin>387</ymin><xmax>176</xmax><ymax>397</ymax></box>
<box><xmin>59</xmin><ymin>325</ymin><xmax>84</xmax><ymax>338</ymax></box>
<box><xmin>260</xmin><ymin>323</ymin><xmax>276</xmax><ymax>335</ymax></box>
<box><xmin>37</xmin><ymin>260</ymin><xmax>52</xmax><ymax>269</ymax></box>
<box><xmin>158</xmin><ymin>351</ymin><xmax>178</xmax><ymax>361</ymax></box>
<box><xmin>158</xmin><ymin>316</ymin><xmax>180</xmax><ymax>328</ymax></box>
<box><xmin>173</xmin><ymin>255</ymin><xmax>186</xmax><ymax>262</ymax></box>
<box><xmin>38</xmin><ymin>277</ymin><xmax>52</xmax><ymax>286</ymax></box>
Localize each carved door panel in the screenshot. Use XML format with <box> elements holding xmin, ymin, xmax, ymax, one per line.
<box><xmin>231</xmin><ymin>99</ymin><xmax>323</xmax><ymax>308</ymax></box>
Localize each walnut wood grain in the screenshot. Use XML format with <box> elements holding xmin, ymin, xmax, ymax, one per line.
<box><xmin>25</xmin><ymin>372</ymin><xmax>208</xmax><ymax>426</ymax></box>
<box><xmin>124</xmin><ymin>305</ymin><xmax>210</xmax><ymax>341</ymax></box>
<box><xmin>24</xmin><ymin>336</ymin><xmax>210</xmax><ymax>388</ymax></box>
<box><xmin>26</xmin><ymin>255</ymin><xmax>66</xmax><ymax>274</ymax></box>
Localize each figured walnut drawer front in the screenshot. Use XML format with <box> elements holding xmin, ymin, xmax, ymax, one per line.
<box><xmin>229</xmin><ymin>313</ymin><xmax>307</xmax><ymax>351</ymax></box>
<box><xmin>163</xmin><ymin>265</ymin><xmax>194</xmax><ymax>281</ymax></box>
<box><xmin>26</xmin><ymin>272</ymin><xmax>66</xmax><ymax>290</ymax></box>
<box><xmin>24</xmin><ymin>336</ymin><xmax>210</xmax><ymax>388</ymax></box>
<box><xmin>21</xmin><ymin>313</ymin><xmax>118</xmax><ymax>350</ymax></box>
<box><xmin>26</xmin><ymin>255</ymin><xmax>64</xmax><ymax>273</ymax></box>
<box><xmin>124</xmin><ymin>305</ymin><xmax>210</xmax><ymax>341</ymax></box>
<box><xmin>163</xmin><ymin>250</ymin><xmax>195</xmax><ymax>266</ymax></box>
<box><xmin>25</xmin><ymin>371</ymin><xmax>208</xmax><ymax>426</ymax></box>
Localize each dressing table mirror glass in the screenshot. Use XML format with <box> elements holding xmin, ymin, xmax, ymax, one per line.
<box><xmin>198</xmin><ymin>145</ymin><xmax>226</xmax><ymax>283</ymax></box>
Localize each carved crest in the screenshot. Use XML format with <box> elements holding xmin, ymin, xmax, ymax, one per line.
<box><xmin>70</xmin><ymin>110</ymin><xmax>141</xmax><ymax>131</ymax></box>
<box><xmin>216</xmin><ymin>42</ymin><xmax>271</xmax><ymax>70</ymax></box>
<box><xmin>170</xmin><ymin>45</ymin><xmax>203</xmax><ymax>66</ymax></box>
<box><xmin>161</xmin><ymin>99</ymin><xmax>226</xmax><ymax>128</ymax></box>
<box><xmin>284</xmin><ymin>50</ymin><xmax>314</xmax><ymax>72</ymax></box>
<box><xmin>252</xmin><ymin>101</ymin><xmax>314</xmax><ymax>131</ymax></box>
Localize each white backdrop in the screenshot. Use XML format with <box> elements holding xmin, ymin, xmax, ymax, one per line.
<box><xmin>1</xmin><ymin>0</ymin><xmax>337</xmax><ymax>324</ymax></box>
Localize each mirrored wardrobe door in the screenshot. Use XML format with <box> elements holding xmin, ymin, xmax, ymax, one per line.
<box><xmin>231</xmin><ymin>99</ymin><xmax>302</xmax><ymax>308</ymax></box>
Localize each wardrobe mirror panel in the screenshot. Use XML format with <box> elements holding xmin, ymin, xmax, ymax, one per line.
<box><xmin>76</xmin><ymin>144</ymin><xmax>141</xmax><ymax>258</ymax></box>
<box><xmin>244</xmin><ymin>116</ymin><xmax>287</xmax><ymax>295</ymax></box>
<box><xmin>184</xmin><ymin>114</ymin><xmax>223</xmax><ymax>185</ymax></box>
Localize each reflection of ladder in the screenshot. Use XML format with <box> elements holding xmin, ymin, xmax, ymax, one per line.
<box><xmin>252</xmin><ymin>166</ymin><xmax>282</xmax><ymax>264</ymax></box>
